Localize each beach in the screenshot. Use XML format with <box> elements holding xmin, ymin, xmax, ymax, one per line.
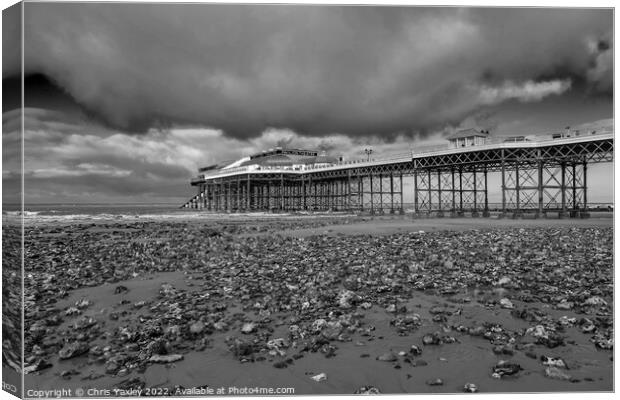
<box><xmin>5</xmin><ymin>213</ymin><xmax>613</xmax><ymax>395</ymax></box>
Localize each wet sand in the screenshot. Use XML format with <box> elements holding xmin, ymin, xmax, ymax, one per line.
<box><xmin>14</xmin><ymin>214</ymin><xmax>613</xmax><ymax>395</ymax></box>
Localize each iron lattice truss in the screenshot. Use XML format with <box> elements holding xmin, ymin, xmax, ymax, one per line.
<box><xmin>182</xmin><ymin>137</ymin><xmax>612</xmax><ymax>215</ymax></box>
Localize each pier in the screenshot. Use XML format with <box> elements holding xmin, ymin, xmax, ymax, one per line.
<box><xmin>182</xmin><ymin>132</ymin><xmax>613</xmax><ymax>217</ymax></box>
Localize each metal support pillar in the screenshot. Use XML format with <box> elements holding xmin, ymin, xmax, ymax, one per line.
<box><xmin>483</xmin><ymin>166</ymin><xmax>490</xmax><ymax>217</ymax></box>
<box><xmin>369</xmin><ymin>173</ymin><xmax>374</xmax><ymax>214</ymax></box>
<box><xmin>313</xmin><ymin>179</ymin><xmax>318</xmax><ymax>210</ymax></box>
<box><xmin>215</xmin><ymin>183</ymin><xmax>218</xmax><ymax>211</ymax></box>
<box><xmin>359</xmin><ymin>175</ymin><xmax>364</xmax><ymax>212</ymax></box>
<box><xmin>413</xmin><ymin>169</ymin><xmax>419</xmax><ymax>215</ymax></box>
<box><xmin>379</xmin><ymin>174</ymin><xmax>384</xmax><ymax>214</ymax></box>
<box><xmin>302</xmin><ymin>177</ymin><xmax>306</xmax><ymax>210</ymax></box>
<box><xmin>280</xmin><ymin>174</ymin><xmax>284</xmax><ymax>211</ymax></box>
<box><xmin>514</xmin><ymin>164</ymin><xmax>521</xmax><ymax>218</ymax></box>
<box><xmin>582</xmin><ymin>161</ymin><xmax>589</xmax><ymax>218</ymax></box>
<box><xmin>537</xmin><ymin>155</ymin><xmax>544</xmax><ymax>218</ymax></box>
<box><xmin>236</xmin><ymin>177</ymin><xmax>241</xmax><ymax>212</ymax></box>
<box><xmin>572</xmin><ymin>163</ymin><xmax>577</xmax><ymax>211</ymax></box>
<box><xmin>327</xmin><ymin>180</ymin><xmax>332</xmax><ymax>210</ymax></box>
<box><xmin>204</xmin><ymin>183</ymin><xmax>209</xmax><ymax>210</ymax></box>
<box><xmin>399</xmin><ymin>172</ymin><xmax>404</xmax><ymax>214</ymax></box>
<box><xmin>436</xmin><ymin>170</ymin><xmax>443</xmax><ymax>217</ymax></box>
<box><xmin>458</xmin><ymin>167</ymin><xmax>464</xmax><ymax>216</ymax></box>
<box><xmin>246</xmin><ymin>176</ymin><xmax>251</xmax><ymax>211</ymax></box>
<box><xmin>389</xmin><ymin>173</ymin><xmax>394</xmax><ymax>214</ymax></box>
<box><xmin>472</xmin><ymin>166</ymin><xmax>479</xmax><ymax>217</ymax></box>
<box><xmin>427</xmin><ymin>169</ymin><xmax>432</xmax><ymax>215</ymax></box>
<box><xmin>500</xmin><ymin>149</ymin><xmax>506</xmax><ymax>218</ymax></box>
<box><xmin>451</xmin><ymin>168</ymin><xmax>456</xmax><ymax>217</ymax></box>
<box><xmin>347</xmin><ymin>170</ymin><xmax>352</xmax><ymax>211</ymax></box>
<box><xmin>214</xmin><ymin>182</ymin><xmax>218</xmax><ymax>211</ymax></box>
<box><xmin>257</xmin><ymin>185</ymin><xmax>262</xmax><ymax>210</ymax></box>
<box><xmin>559</xmin><ymin>162</ymin><xmax>567</xmax><ymax>218</ymax></box>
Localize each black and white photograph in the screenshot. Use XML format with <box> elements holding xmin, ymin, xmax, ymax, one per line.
<box><xmin>1</xmin><ymin>1</ymin><xmax>615</xmax><ymax>398</ymax></box>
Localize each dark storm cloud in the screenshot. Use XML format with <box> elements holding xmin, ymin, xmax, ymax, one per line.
<box><xmin>18</xmin><ymin>4</ymin><xmax>613</xmax><ymax>139</ymax></box>
<box><xmin>2</xmin><ymin>2</ymin><xmax>21</xmax><ymax>79</ymax></box>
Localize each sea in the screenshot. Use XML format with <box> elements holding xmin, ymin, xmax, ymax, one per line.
<box><xmin>0</xmin><ymin>203</ymin><xmax>317</xmax><ymax>223</ymax></box>
<box><xmin>2</xmin><ymin>203</ymin><xmax>208</xmax><ymax>222</ymax></box>
<box><xmin>2</xmin><ymin>202</ymin><xmax>612</xmax><ymax>222</ymax></box>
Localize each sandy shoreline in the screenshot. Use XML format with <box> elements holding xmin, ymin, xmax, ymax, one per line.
<box><xmin>3</xmin><ymin>215</ymin><xmax>613</xmax><ymax>395</ymax></box>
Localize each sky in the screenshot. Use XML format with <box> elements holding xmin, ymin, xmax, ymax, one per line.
<box><xmin>1</xmin><ymin>3</ymin><xmax>614</xmax><ymax>204</ymax></box>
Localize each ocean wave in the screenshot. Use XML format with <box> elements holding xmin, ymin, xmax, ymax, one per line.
<box><xmin>14</xmin><ymin>211</ymin><xmax>356</xmax><ymax>223</ymax></box>
<box><xmin>3</xmin><ymin>211</ymin><xmax>41</xmax><ymax>216</ymax></box>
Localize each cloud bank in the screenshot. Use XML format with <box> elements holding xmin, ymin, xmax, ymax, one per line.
<box><xmin>4</xmin><ymin>108</ymin><xmax>443</xmax><ymax>203</ymax></box>
<box><xmin>10</xmin><ymin>4</ymin><xmax>612</xmax><ymax>138</ymax></box>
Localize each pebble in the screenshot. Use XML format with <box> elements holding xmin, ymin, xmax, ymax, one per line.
<box><xmin>422</xmin><ymin>332</ymin><xmax>442</xmax><ymax>345</ymax></box>
<box><xmin>496</xmin><ymin>277</ymin><xmax>511</xmax><ymax>287</ymax></box>
<box><xmin>354</xmin><ymin>386</ymin><xmax>381</xmax><ymax>395</ymax></box>
<box><xmin>190</xmin><ymin>321</ymin><xmax>206</xmax><ymax>334</ymax></box>
<box><xmin>556</xmin><ymin>300</ymin><xmax>573</xmax><ymax>310</ymax></box>
<box><xmin>492</xmin><ymin>360</ymin><xmax>522</xmax><ymax>377</ymax></box>
<box><xmin>23</xmin><ymin>359</ymin><xmax>52</xmax><ymax>374</ymax></box>
<box><xmin>541</xmin><ymin>356</ymin><xmax>568</xmax><ymax>369</ymax></box>
<box><xmin>545</xmin><ymin>366</ymin><xmax>572</xmax><ymax>381</ymax></box>
<box><xmin>149</xmin><ymin>354</ymin><xmax>184</xmax><ymax>363</ymax></box>
<box><xmin>463</xmin><ymin>383</ymin><xmax>478</xmax><ymax>393</ymax></box>
<box><xmin>58</xmin><ymin>342</ymin><xmax>90</xmax><ymax>360</ymax></box>
<box><xmin>114</xmin><ymin>285</ymin><xmax>129</xmax><ymax>294</ymax></box>
<box><xmin>409</xmin><ymin>345</ymin><xmax>422</xmax><ymax>356</ymax></box>
<box><xmin>499</xmin><ymin>298</ymin><xmax>514</xmax><ymax>309</ymax></box>
<box><xmin>273</xmin><ymin>361</ymin><xmax>289</xmax><ymax>369</ymax></box>
<box><xmin>310</xmin><ymin>373</ymin><xmax>327</xmax><ymax>382</ymax></box>
<box><xmin>583</xmin><ymin>296</ymin><xmax>607</xmax><ymax>306</ymax></box>
<box><xmin>376</xmin><ymin>352</ymin><xmax>398</xmax><ymax>362</ymax></box>
<box><xmin>492</xmin><ymin>344</ymin><xmax>514</xmax><ymax>356</ymax></box>
<box><xmin>241</xmin><ymin>322</ymin><xmax>257</xmax><ymax>334</ymax></box>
